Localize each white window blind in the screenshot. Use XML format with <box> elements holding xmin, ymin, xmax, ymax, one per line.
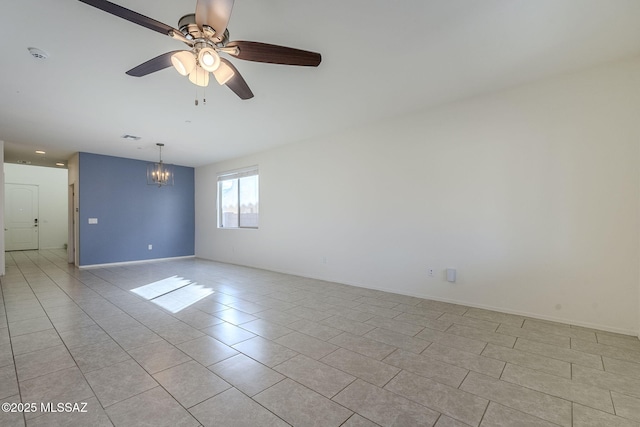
<box><xmin>217</xmin><ymin>166</ymin><xmax>258</xmax><ymax>182</ymax></box>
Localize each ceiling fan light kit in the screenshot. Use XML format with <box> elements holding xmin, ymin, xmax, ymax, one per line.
<box><xmin>198</xmin><ymin>47</ymin><xmax>221</xmax><ymax>72</ymax></box>
<box><xmin>78</xmin><ymin>0</ymin><xmax>322</xmax><ymax>100</ymax></box>
<box><xmin>171</xmin><ymin>51</ymin><xmax>196</xmax><ymax>76</ymax></box>
<box><xmin>188</xmin><ymin>66</ymin><xmax>210</xmax><ymax>87</ymax></box>
<box><xmin>213</xmin><ymin>61</ymin><xmax>234</xmax><ymax>85</ymax></box>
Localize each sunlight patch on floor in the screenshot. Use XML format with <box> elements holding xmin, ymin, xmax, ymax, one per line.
<box><xmin>130</xmin><ymin>275</ymin><xmax>214</xmax><ymax>313</ymax></box>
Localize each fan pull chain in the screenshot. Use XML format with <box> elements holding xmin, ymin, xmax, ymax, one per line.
<box><xmin>193</xmin><ymin>73</ymin><xmax>207</xmax><ymax>106</ymax></box>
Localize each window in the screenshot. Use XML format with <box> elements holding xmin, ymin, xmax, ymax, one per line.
<box><xmin>218</xmin><ymin>166</ymin><xmax>259</xmax><ymax>228</ymax></box>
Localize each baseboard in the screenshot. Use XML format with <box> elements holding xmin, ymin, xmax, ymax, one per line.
<box><xmin>380</xmin><ymin>288</ymin><xmax>639</xmax><ymax>337</ymax></box>
<box><xmin>342</xmin><ymin>280</ymin><xmax>639</xmax><ymax>337</ymax></box>
<box><xmin>195</xmin><ymin>256</ymin><xmax>639</xmax><ymax>338</ymax></box>
<box><xmin>79</xmin><ymin>255</ymin><xmax>195</xmax><ymax>269</ymax></box>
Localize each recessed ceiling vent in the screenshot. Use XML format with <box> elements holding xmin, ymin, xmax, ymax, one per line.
<box><xmin>27</xmin><ymin>47</ymin><xmax>49</xmax><ymax>60</ymax></box>
<box><xmin>16</xmin><ymin>160</ymin><xmax>32</xmax><ymax>165</ymax></box>
<box><xmin>121</xmin><ymin>134</ymin><xmax>142</xmax><ymax>141</ymax></box>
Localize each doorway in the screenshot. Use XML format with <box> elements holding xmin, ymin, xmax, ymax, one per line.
<box><xmin>4</xmin><ymin>183</ymin><xmax>39</xmax><ymax>250</ymax></box>
<box><xmin>68</xmin><ymin>183</ymin><xmax>78</xmax><ymax>265</ymax></box>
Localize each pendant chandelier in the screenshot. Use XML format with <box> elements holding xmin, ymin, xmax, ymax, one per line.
<box><xmin>147</xmin><ymin>143</ymin><xmax>174</xmax><ymax>187</ymax></box>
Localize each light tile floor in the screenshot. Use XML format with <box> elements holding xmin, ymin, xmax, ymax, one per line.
<box><xmin>1</xmin><ymin>249</ymin><xmax>640</xmax><ymax>427</ymax></box>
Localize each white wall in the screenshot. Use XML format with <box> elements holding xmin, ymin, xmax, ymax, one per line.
<box><xmin>196</xmin><ymin>57</ymin><xmax>640</xmax><ymax>335</ymax></box>
<box><xmin>4</xmin><ymin>163</ymin><xmax>68</xmax><ymax>249</ymax></box>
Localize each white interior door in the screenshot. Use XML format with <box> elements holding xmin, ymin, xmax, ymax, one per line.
<box><xmin>4</xmin><ymin>184</ymin><xmax>39</xmax><ymax>251</ymax></box>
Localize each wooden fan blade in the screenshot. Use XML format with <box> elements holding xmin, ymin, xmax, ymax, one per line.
<box><xmin>78</xmin><ymin>0</ymin><xmax>178</xmax><ymax>35</ymax></box>
<box><xmin>220</xmin><ymin>59</ymin><xmax>253</xmax><ymax>100</ymax></box>
<box><xmin>226</xmin><ymin>41</ymin><xmax>321</xmax><ymax>67</ymax></box>
<box><xmin>196</xmin><ymin>0</ymin><xmax>234</xmax><ymax>37</ymax></box>
<box><xmin>126</xmin><ymin>51</ymin><xmax>184</xmax><ymax>77</ymax></box>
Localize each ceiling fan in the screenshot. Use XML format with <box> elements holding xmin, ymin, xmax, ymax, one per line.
<box><xmin>77</xmin><ymin>0</ymin><xmax>322</xmax><ymax>100</ymax></box>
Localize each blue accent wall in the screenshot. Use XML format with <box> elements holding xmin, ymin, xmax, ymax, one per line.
<box><xmin>78</xmin><ymin>152</ymin><xmax>195</xmax><ymax>266</ymax></box>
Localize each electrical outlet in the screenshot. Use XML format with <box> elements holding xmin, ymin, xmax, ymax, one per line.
<box><xmin>428</xmin><ymin>268</ymin><xmax>434</xmax><ymax>277</ymax></box>
<box><xmin>148</xmin><ymin>244</ymin><xmax>152</xmax><ymax>250</ymax></box>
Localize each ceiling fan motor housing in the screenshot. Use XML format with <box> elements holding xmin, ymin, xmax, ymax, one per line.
<box><xmin>178</xmin><ymin>13</ymin><xmax>229</xmax><ymax>46</ymax></box>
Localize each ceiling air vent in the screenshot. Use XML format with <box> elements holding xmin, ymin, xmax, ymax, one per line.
<box><xmin>121</xmin><ymin>134</ymin><xmax>142</xmax><ymax>141</ymax></box>
<box><xmin>17</xmin><ymin>160</ymin><xmax>32</xmax><ymax>165</ymax></box>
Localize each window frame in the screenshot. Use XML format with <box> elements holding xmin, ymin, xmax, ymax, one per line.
<box><xmin>217</xmin><ymin>166</ymin><xmax>259</xmax><ymax>229</ymax></box>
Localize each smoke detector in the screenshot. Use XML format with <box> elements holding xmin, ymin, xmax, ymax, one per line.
<box><xmin>27</xmin><ymin>47</ymin><xmax>49</xmax><ymax>60</ymax></box>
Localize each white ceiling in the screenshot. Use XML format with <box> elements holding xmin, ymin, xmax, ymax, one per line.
<box><xmin>2</xmin><ymin>0</ymin><xmax>640</xmax><ymax>168</ymax></box>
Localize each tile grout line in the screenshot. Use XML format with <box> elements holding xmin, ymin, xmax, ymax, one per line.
<box><xmin>11</xmin><ymin>251</ymin><xmax>205</xmax><ymax>425</ymax></box>
<box><xmin>0</xmin><ymin>252</ymin><xmax>28</xmax><ymax>427</ymax></box>
<box><xmin>12</xmin><ymin>251</ymin><xmax>120</xmax><ymax>425</ymax></box>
